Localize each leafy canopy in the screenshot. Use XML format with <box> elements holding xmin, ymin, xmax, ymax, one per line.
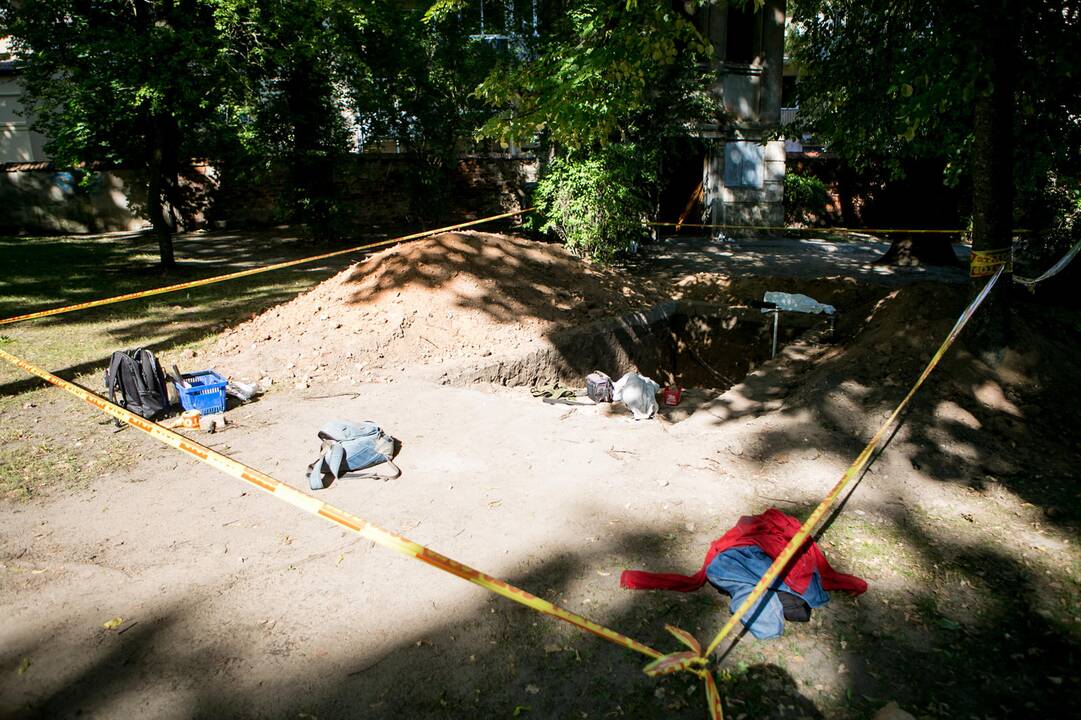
<box><xmin>472</xmin><ymin>0</ymin><xmax>715</xmax><ymax>153</ymax></box>
<box><xmin>788</xmin><ymin>0</ymin><xmax>1081</xmax><ymax>192</ymax></box>
<box><xmin>0</xmin><ymin>0</ymin><xmax>241</xmax><ymax>170</ymax></box>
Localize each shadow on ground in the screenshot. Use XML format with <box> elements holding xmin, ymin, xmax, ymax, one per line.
<box><xmin>4</xmin><ymin>491</ymin><xmax>1078</xmax><ymax>719</ymax></box>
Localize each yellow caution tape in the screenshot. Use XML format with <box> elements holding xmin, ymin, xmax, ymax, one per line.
<box><xmin>969</xmin><ymin>247</ymin><xmax>1012</xmax><ymax>278</ymax></box>
<box><xmin>0</xmin><ymin>208</ymin><xmax>534</xmax><ymax>327</ymax></box>
<box><xmin>698</xmin><ymin>266</ymin><xmax>1005</xmax><ymax>659</ymax></box>
<box><xmin>651</xmin><ymin>221</ymin><xmax>1032</xmax><ymax>236</ymax></box>
<box><xmin>1015</xmin><ymin>237</ymin><xmax>1081</xmax><ymax>288</ymax></box>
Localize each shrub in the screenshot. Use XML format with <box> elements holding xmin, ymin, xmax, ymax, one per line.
<box><xmin>783</xmin><ymin>172</ymin><xmax>831</xmax><ymax>226</ymax></box>
<box><xmin>1014</xmin><ymin>173</ymin><xmax>1081</xmax><ymax>277</ymax></box>
<box><xmin>532</xmin><ymin>144</ymin><xmax>656</xmax><ymax>263</ymax></box>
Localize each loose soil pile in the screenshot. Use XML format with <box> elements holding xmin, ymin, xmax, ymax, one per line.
<box><xmin>215</xmin><ymin>231</ymin><xmax>663</xmax><ymax>385</ymax></box>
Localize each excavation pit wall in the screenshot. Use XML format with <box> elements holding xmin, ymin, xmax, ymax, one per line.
<box><xmin>433</xmin><ymin>301</ymin><xmax>830</xmax><ymax>393</ymax></box>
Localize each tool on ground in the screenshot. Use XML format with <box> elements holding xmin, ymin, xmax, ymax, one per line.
<box><xmin>662</xmin><ymin>385</ymin><xmax>683</xmax><ymax>406</ymax></box>
<box><xmin>530</xmin><ymin>383</ymin><xmax>576</xmax><ymax>399</ymax></box>
<box><xmin>170</xmin><ymin>364</ymin><xmax>189</xmax><ymax>388</ymax></box>
<box><xmin>753</xmin><ymin>292</ymin><xmax>836</xmax><ymax>359</ymax></box>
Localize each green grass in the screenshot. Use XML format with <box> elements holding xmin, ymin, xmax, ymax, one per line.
<box><xmin>0</xmin><ymin>426</ymin><xmax>80</xmax><ymax>500</ymax></box>
<box><xmin>0</xmin><ymin>230</ymin><xmax>368</xmax><ymax>406</ymax></box>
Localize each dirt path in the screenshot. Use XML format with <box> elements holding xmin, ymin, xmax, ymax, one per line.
<box><xmin>2</xmin><ymin>235</ymin><xmax>1079</xmax><ymax>719</ymax></box>
<box><xmin>646</xmin><ymin>234</ymin><xmax>971</xmax><ymax>285</ymax></box>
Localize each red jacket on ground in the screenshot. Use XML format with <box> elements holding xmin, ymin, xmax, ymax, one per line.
<box><xmin>620</xmin><ymin>508</ymin><xmax>868</xmax><ymax>596</ymax></box>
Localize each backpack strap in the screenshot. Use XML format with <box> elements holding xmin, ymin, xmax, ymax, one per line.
<box><xmin>349</xmin><ymin>457</ymin><xmax>401</xmax><ymax>481</ymax></box>
<box><xmin>104</xmin><ymin>352</ymin><xmax>127</xmax><ymax>408</ymax></box>
<box><xmin>307</xmin><ymin>444</ymin><xmax>400</xmax><ymax>489</ymax></box>
<box><xmin>104</xmin><ymin>351</ymin><xmax>139</xmax><ymax>427</ymax></box>
<box><xmin>308</xmin><ymin>443</ymin><xmax>348</xmax><ymax>490</ymax></box>
<box><xmin>133</xmin><ymin>347</ymin><xmax>169</xmax><ymax>419</ymax></box>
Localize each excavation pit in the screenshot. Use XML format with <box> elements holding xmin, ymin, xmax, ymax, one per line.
<box><xmin>436</xmin><ymin>300</ymin><xmax>832</xmax><ymax>394</ymax></box>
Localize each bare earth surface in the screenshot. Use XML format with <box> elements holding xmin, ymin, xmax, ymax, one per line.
<box><xmin>2</xmin><ymin>232</ymin><xmax>1079</xmax><ymax>719</ymax></box>
<box><xmin>214</xmin><ymin>231</ymin><xmax>665</xmax><ymax>385</ymax></box>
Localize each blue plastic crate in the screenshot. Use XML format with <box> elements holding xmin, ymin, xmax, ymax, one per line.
<box><xmin>175</xmin><ymin>370</ymin><xmax>228</xmax><ymax>415</ymax></box>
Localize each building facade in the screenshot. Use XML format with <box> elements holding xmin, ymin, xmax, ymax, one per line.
<box><xmin>697</xmin><ymin>0</ymin><xmax>786</xmax><ymax>229</ymax></box>
<box><xmin>0</xmin><ymin>37</ymin><xmax>49</xmax><ymax>164</ymax></box>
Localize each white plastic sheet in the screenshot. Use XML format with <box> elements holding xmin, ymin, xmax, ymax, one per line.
<box><xmin>762</xmin><ymin>291</ymin><xmax>836</xmax><ymax>316</ymax></box>
<box><xmin>613</xmin><ymin>372</ymin><xmax>660</xmax><ymax>420</ymax></box>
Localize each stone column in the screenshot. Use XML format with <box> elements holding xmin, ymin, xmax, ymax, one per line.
<box><xmin>760</xmin><ymin>0</ymin><xmax>786</xmax><ymax>126</ymax></box>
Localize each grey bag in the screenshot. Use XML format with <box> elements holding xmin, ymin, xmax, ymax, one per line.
<box><xmin>307</xmin><ymin>420</ymin><xmax>400</xmax><ymax>490</ymax></box>
<box><xmin>586</xmin><ymin>371</ymin><xmax>614</xmax><ymax>403</ymax></box>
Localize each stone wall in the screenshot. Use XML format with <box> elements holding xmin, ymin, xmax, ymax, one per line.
<box><xmin>0</xmin><ymin>165</ymin><xmax>146</xmax><ymax>234</ymax></box>
<box><xmin>0</xmin><ymin>155</ymin><xmax>536</xmax><ymax>235</ymax></box>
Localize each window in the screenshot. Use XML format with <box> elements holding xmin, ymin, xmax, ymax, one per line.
<box><xmin>782</xmin><ymin>75</ymin><xmax>799</xmax><ymax>108</ymax></box>
<box><xmin>724</xmin><ymin>141</ymin><xmax>764</xmax><ymax>189</ymax></box>
<box><xmin>726</xmin><ymin>4</ymin><xmax>757</xmax><ymax>65</ymax></box>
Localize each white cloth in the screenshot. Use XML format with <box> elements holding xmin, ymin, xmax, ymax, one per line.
<box><xmin>613</xmin><ymin>372</ymin><xmax>660</xmax><ymax>420</ymax></box>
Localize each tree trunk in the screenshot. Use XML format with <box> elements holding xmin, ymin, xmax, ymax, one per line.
<box><xmin>134</xmin><ymin>0</ymin><xmax>176</xmax><ymax>269</ymax></box>
<box><xmin>286</xmin><ymin>58</ymin><xmax>338</xmax><ymax>242</ymax></box>
<box><xmin>146</xmin><ymin>113</ymin><xmax>178</xmax><ymax>270</ymax></box>
<box><xmin>161</xmin><ymin>111</ymin><xmax>184</xmax><ymax>233</ymax></box>
<box><xmin>969</xmin><ymin>0</ymin><xmax>1016</xmax><ymax>352</ymax></box>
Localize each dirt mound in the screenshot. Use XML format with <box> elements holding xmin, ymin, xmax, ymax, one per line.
<box><xmin>780</xmin><ymin>281</ymin><xmax>1081</xmax><ymax>482</ymax></box>
<box><xmin>215</xmin><ymin>231</ymin><xmax>663</xmax><ymax>384</ymax></box>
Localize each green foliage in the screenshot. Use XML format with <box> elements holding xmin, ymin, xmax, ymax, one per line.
<box><xmin>0</xmin><ymin>1</ymin><xmax>237</xmax><ymax>168</ymax></box>
<box><xmin>788</xmin><ymin>0</ymin><xmax>1081</xmax><ymax>196</ymax></box>
<box><xmin>470</xmin><ymin>1</ymin><xmax>716</xmax><ymax>258</ymax></box>
<box><xmin>0</xmin><ymin>0</ymin><xmax>503</xmax><ymax>241</ymax></box>
<box><xmin>0</xmin><ymin>1</ymin><xmax>253</xmax><ymax>262</ymax></box>
<box><xmin>214</xmin><ymin>1</ymin><xmax>510</xmax><ymax>233</ymax></box>
<box><xmin>787</xmin><ymin>1</ymin><xmax>976</xmax><ymax>181</ymax></box>
<box><xmin>212</xmin><ymin>0</ymin><xmax>386</xmax><ymax>239</ymax></box>
<box><xmin>1017</xmin><ymin>174</ymin><xmax>1081</xmax><ymax>269</ymax></box>
<box><xmin>533</xmin><ymin>144</ymin><xmax>655</xmax><ymax>263</ymax></box>
<box><xmin>474</xmin><ymin>1</ymin><xmax>714</xmax><ymax>152</ymax></box>
<box><xmin>783</xmin><ymin>172</ymin><xmax>830</xmax><ymax>226</ymax></box>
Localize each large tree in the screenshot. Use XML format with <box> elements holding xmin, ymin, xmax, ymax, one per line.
<box><xmin>451</xmin><ymin>0</ymin><xmax>715</xmax><ymax>259</ymax></box>
<box><xmin>0</xmin><ymin>0</ymin><xmax>244</xmax><ymax>268</ymax></box>
<box><xmin>788</xmin><ymin>0</ymin><xmax>1081</xmax><ymax>280</ymax></box>
<box><xmin>215</xmin><ymin>0</ymin><xmax>501</xmax><ymax>237</ymax></box>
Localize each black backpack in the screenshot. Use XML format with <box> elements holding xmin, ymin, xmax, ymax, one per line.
<box><xmin>104</xmin><ymin>348</ymin><xmax>171</xmax><ymax>420</ymax></box>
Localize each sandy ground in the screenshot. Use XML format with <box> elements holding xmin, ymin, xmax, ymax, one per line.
<box><xmin>2</xmin><ymin>234</ymin><xmax>1079</xmax><ymax>719</ymax></box>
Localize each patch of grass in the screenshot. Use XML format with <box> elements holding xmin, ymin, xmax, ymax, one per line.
<box><xmin>0</xmin><ymin>415</ymin><xmax>136</xmax><ymax>500</ymax></box>
<box><xmin>0</xmin><ymin>230</ymin><xmax>366</xmax><ymax>397</ymax></box>
<box><xmin>0</xmin><ymin>430</ymin><xmax>79</xmax><ymax>500</ymax></box>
